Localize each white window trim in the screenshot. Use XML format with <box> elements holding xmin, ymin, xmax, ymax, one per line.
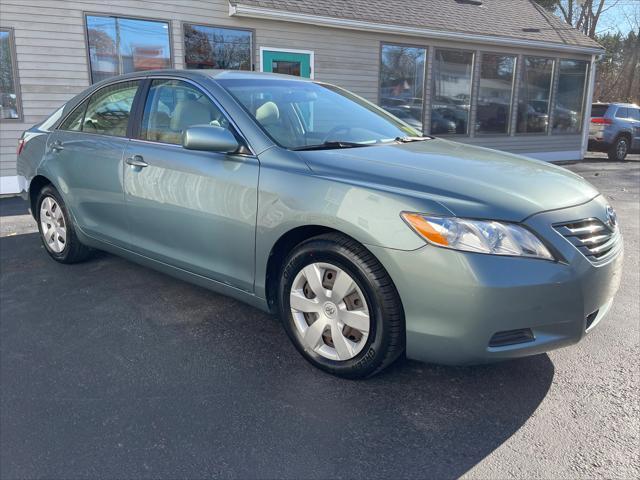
<box><xmin>259</xmin><ymin>46</ymin><xmax>315</xmax><ymax>79</ymax></box>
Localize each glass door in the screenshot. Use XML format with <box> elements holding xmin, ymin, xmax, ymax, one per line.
<box><xmin>260</xmin><ymin>48</ymin><xmax>313</xmax><ymax>78</ymax></box>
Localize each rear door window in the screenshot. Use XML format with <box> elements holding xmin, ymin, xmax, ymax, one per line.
<box><xmin>629</xmin><ymin>109</ymin><xmax>640</xmax><ymax>121</ymax></box>
<box><xmin>59</xmin><ymin>99</ymin><xmax>89</xmax><ymax>132</ymax></box>
<box><xmin>83</xmin><ymin>80</ymin><xmax>141</xmax><ymax>137</ymax></box>
<box><xmin>139</xmin><ymin>79</ymin><xmax>230</xmax><ymax>145</ymax></box>
<box><xmin>590</xmin><ymin>104</ymin><xmax>609</xmax><ymax>117</ymax></box>
<box><xmin>615</xmin><ymin>107</ymin><xmax>629</xmax><ymax>119</ymax></box>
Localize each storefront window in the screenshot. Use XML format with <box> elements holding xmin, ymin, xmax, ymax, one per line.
<box><xmin>516</xmin><ymin>56</ymin><xmax>554</xmax><ymax>134</ymax></box>
<box><xmin>184</xmin><ymin>24</ymin><xmax>252</xmax><ymax>70</ymax></box>
<box><xmin>476</xmin><ymin>54</ymin><xmax>515</xmax><ymax>135</ymax></box>
<box><xmin>86</xmin><ymin>15</ymin><xmax>171</xmax><ymax>83</ymax></box>
<box><xmin>379</xmin><ymin>44</ymin><xmax>427</xmax><ymax>132</ymax></box>
<box><xmin>431</xmin><ymin>49</ymin><xmax>474</xmax><ymax>135</ymax></box>
<box><xmin>553</xmin><ymin>59</ymin><xmax>588</xmax><ymax>134</ymax></box>
<box><xmin>0</xmin><ymin>29</ymin><xmax>21</xmax><ymax>120</ymax></box>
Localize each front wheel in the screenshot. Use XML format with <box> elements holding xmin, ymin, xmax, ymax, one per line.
<box><xmin>608</xmin><ymin>136</ymin><xmax>629</xmax><ymax>161</ymax></box>
<box><xmin>278</xmin><ymin>233</ymin><xmax>405</xmax><ymax>379</ymax></box>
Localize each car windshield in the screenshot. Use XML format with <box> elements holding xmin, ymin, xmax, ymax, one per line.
<box><xmin>217</xmin><ymin>78</ymin><xmax>421</xmax><ymax>149</ymax></box>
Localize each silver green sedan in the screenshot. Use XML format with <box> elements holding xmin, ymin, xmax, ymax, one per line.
<box><xmin>17</xmin><ymin>70</ymin><xmax>623</xmax><ymax>378</ymax></box>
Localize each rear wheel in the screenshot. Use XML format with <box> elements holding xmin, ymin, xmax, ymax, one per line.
<box><xmin>608</xmin><ymin>136</ymin><xmax>629</xmax><ymax>161</ymax></box>
<box><xmin>278</xmin><ymin>233</ymin><xmax>405</xmax><ymax>379</ymax></box>
<box><xmin>36</xmin><ymin>185</ymin><xmax>91</xmax><ymax>263</ymax></box>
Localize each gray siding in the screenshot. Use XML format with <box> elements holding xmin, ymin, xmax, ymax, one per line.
<box><xmin>0</xmin><ymin>0</ymin><xmax>593</xmax><ymax>189</ymax></box>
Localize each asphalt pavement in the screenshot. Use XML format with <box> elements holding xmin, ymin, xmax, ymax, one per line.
<box><xmin>0</xmin><ymin>156</ymin><xmax>638</xmax><ymax>479</ymax></box>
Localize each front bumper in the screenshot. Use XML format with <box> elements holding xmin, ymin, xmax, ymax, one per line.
<box><xmin>368</xmin><ymin>196</ymin><xmax>623</xmax><ymax>365</ymax></box>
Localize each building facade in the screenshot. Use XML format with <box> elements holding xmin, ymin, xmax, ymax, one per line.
<box><xmin>0</xmin><ymin>0</ymin><xmax>603</xmax><ymax>195</ymax></box>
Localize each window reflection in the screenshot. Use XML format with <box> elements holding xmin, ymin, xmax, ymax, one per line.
<box><xmin>184</xmin><ymin>24</ymin><xmax>252</xmax><ymax>70</ymax></box>
<box><xmin>517</xmin><ymin>56</ymin><xmax>554</xmax><ymax>134</ymax></box>
<box><xmin>379</xmin><ymin>44</ymin><xmax>426</xmax><ymax>132</ymax></box>
<box><xmin>553</xmin><ymin>60</ymin><xmax>588</xmax><ymax>134</ymax></box>
<box><xmin>86</xmin><ymin>15</ymin><xmax>171</xmax><ymax>83</ymax></box>
<box><xmin>476</xmin><ymin>54</ymin><xmax>515</xmax><ymax>135</ymax></box>
<box><xmin>140</xmin><ymin>79</ymin><xmax>230</xmax><ymax>144</ymax></box>
<box><xmin>0</xmin><ymin>29</ymin><xmax>20</xmax><ymax>119</ymax></box>
<box><xmin>84</xmin><ymin>81</ymin><xmax>140</xmax><ymax>136</ymax></box>
<box><xmin>432</xmin><ymin>49</ymin><xmax>473</xmax><ymax>135</ymax></box>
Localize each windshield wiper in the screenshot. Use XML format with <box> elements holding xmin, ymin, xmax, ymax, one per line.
<box><xmin>394</xmin><ymin>136</ymin><xmax>433</xmax><ymax>143</ymax></box>
<box><xmin>293</xmin><ymin>141</ymin><xmax>372</xmax><ymax>151</ymax></box>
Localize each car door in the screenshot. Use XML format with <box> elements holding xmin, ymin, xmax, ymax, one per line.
<box><xmin>48</xmin><ymin>79</ymin><xmax>142</xmax><ymax>245</ymax></box>
<box><xmin>123</xmin><ymin>78</ymin><xmax>259</xmax><ymax>292</ymax></box>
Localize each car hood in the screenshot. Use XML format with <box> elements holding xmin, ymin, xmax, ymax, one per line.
<box><xmin>298</xmin><ymin>138</ymin><xmax>599</xmax><ymax>221</ymax></box>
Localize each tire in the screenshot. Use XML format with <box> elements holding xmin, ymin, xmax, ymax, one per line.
<box><xmin>36</xmin><ymin>185</ymin><xmax>92</xmax><ymax>264</ymax></box>
<box><xmin>608</xmin><ymin>136</ymin><xmax>629</xmax><ymax>161</ymax></box>
<box><xmin>278</xmin><ymin>233</ymin><xmax>405</xmax><ymax>379</ymax></box>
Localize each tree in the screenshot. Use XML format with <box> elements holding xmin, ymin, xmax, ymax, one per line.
<box><xmin>594</xmin><ymin>29</ymin><xmax>640</xmax><ymax>104</ymax></box>
<box><xmin>536</xmin><ymin>1</ymin><xmax>639</xmax><ymax>104</ymax></box>
<box><xmin>534</xmin><ymin>0</ymin><xmax>617</xmax><ymax>38</ymax></box>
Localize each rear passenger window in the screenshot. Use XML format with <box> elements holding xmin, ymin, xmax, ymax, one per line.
<box><xmin>590</xmin><ymin>104</ymin><xmax>609</xmax><ymax>117</ymax></box>
<box><xmin>630</xmin><ymin>109</ymin><xmax>640</xmax><ymax>121</ymax></box>
<box><xmin>59</xmin><ymin>99</ymin><xmax>89</xmax><ymax>132</ymax></box>
<box><xmin>615</xmin><ymin>107</ymin><xmax>629</xmax><ymax>119</ymax></box>
<box><xmin>83</xmin><ymin>81</ymin><xmax>140</xmax><ymax>137</ymax></box>
<box><xmin>140</xmin><ymin>79</ymin><xmax>230</xmax><ymax>145</ymax></box>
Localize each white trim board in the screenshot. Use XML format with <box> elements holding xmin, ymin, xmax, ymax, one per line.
<box><xmin>259</xmin><ymin>47</ymin><xmax>315</xmax><ymax>79</ymax></box>
<box><xmin>0</xmin><ymin>176</ymin><xmax>25</xmax><ymax>195</ymax></box>
<box><xmin>230</xmin><ymin>3</ymin><xmax>603</xmax><ymax>55</ymax></box>
<box><xmin>525</xmin><ymin>150</ymin><xmax>583</xmax><ymax>162</ymax></box>
<box><xmin>581</xmin><ymin>55</ymin><xmax>598</xmax><ymax>159</ymax></box>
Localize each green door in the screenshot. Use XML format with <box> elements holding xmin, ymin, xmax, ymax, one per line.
<box><xmin>261</xmin><ymin>49</ymin><xmax>312</xmax><ymax>78</ymax></box>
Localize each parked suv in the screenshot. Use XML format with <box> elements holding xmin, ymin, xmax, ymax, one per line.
<box><xmin>588</xmin><ymin>103</ymin><xmax>640</xmax><ymax>160</ymax></box>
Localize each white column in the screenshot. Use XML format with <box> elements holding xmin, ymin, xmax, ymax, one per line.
<box><xmin>581</xmin><ymin>55</ymin><xmax>598</xmax><ymax>160</ymax></box>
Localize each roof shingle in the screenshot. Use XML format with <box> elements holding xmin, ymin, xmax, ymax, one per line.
<box><xmin>231</xmin><ymin>0</ymin><xmax>602</xmax><ymax>50</ymax></box>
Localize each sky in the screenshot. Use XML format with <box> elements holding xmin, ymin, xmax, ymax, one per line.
<box><xmin>595</xmin><ymin>0</ymin><xmax>640</xmax><ymax>35</ymax></box>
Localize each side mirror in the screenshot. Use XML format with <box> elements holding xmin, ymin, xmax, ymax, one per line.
<box><xmin>182</xmin><ymin>125</ymin><xmax>239</xmax><ymax>153</ymax></box>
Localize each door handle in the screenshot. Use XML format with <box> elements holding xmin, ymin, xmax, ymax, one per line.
<box><xmin>51</xmin><ymin>140</ymin><xmax>64</xmax><ymax>152</ymax></box>
<box><xmin>126</xmin><ymin>155</ymin><xmax>148</xmax><ymax>168</ymax></box>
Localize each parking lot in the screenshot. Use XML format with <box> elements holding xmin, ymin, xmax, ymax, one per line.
<box><xmin>1</xmin><ymin>156</ymin><xmax>638</xmax><ymax>479</ymax></box>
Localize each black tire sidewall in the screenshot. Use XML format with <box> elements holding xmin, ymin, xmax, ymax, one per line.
<box><xmin>36</xmin><ymin>186</ymin><xmax>73</xmax><ymax>261</ymax></box>
<box><xmin>611</xmin><ymin>137</ymin><xmax>629</xmax><ymax>161</ymax></box>
<box><xmin>278</xmin><ymin>240</ymin><xmax>395</xmax><ymax>378</ymax></box>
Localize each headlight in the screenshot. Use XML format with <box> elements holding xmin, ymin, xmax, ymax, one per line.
<box><xmin>401</xmin><ymin>212</ymin><xmax>554</xmax><ymax>260</ymax></box>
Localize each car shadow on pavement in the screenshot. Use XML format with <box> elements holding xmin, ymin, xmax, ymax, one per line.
<box><xmin>0</xmin><ymin>196</ymin><xmax>29</xmax><ymax>217</ymax></box>
<box><xmin>0</xmin><ymin>232</ymin><xmax>554</xmax><ymax>480</ymax></box>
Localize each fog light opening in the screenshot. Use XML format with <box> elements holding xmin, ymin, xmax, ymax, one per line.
<box><xmin>489</xmin><ymin>328</ymin><xmax>535</xmax><ymax>348</ymax></box>
<box><xmin>585</xmin><ymin>310</ymin><xmax>599</xmax><ymax>331</ymax></box>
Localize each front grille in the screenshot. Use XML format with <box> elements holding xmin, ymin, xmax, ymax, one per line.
<box><xmin>554</xmin><ymin>218</ymin><xmax>621</xmax><ymax>263</ymax></box>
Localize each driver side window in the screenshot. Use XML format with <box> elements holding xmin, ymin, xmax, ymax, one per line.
<box><xmin>140</xmin><ymin>79</ymin><xmax>230</xmax><ymax>145</ymax></box>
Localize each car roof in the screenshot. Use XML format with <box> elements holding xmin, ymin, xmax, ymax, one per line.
<box><xmin>593</xmin><ymin>102</ymin><xmax>639</xmax><ymax>108</ymax></box>
<box><xmin>102</xmin><ymin>69</ymin><xmax>314</xmax><ymax>83</ymax></box>
<box><xmin>61</xmin><ymin>69</ymin><xmax>317</xmax><ymax>122</ymax></box>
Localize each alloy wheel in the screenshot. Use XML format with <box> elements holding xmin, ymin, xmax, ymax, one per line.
<box><xmin>617</xmin><ymin>139</ymin><xmax>628</xmax><ymax>160</ymax></box>
<box><xmin>289</xmin><ymin>262</ymin><xmax>370</xmax><ymax>361</ymax></box>
<box><xmin>40</xmin><ymin>196</ymin><xmax>67</xmax><ymax>253</ymax></box>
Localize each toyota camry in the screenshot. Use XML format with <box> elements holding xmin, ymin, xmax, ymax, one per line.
<box><xmin>17</xmin><ymin>70</ymin><xmax>623</xmax><ymax>378</ymax></box>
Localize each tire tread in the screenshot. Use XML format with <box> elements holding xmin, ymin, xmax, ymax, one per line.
<box><xmin>36</xmin><ymin>185</ymin><xmax>92</xmax><ymax>264</ymax></box>
<box><xmin>285</xmin><ymin>232</ymin><xmax>405</xmax><ymax>378</ymax></box>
